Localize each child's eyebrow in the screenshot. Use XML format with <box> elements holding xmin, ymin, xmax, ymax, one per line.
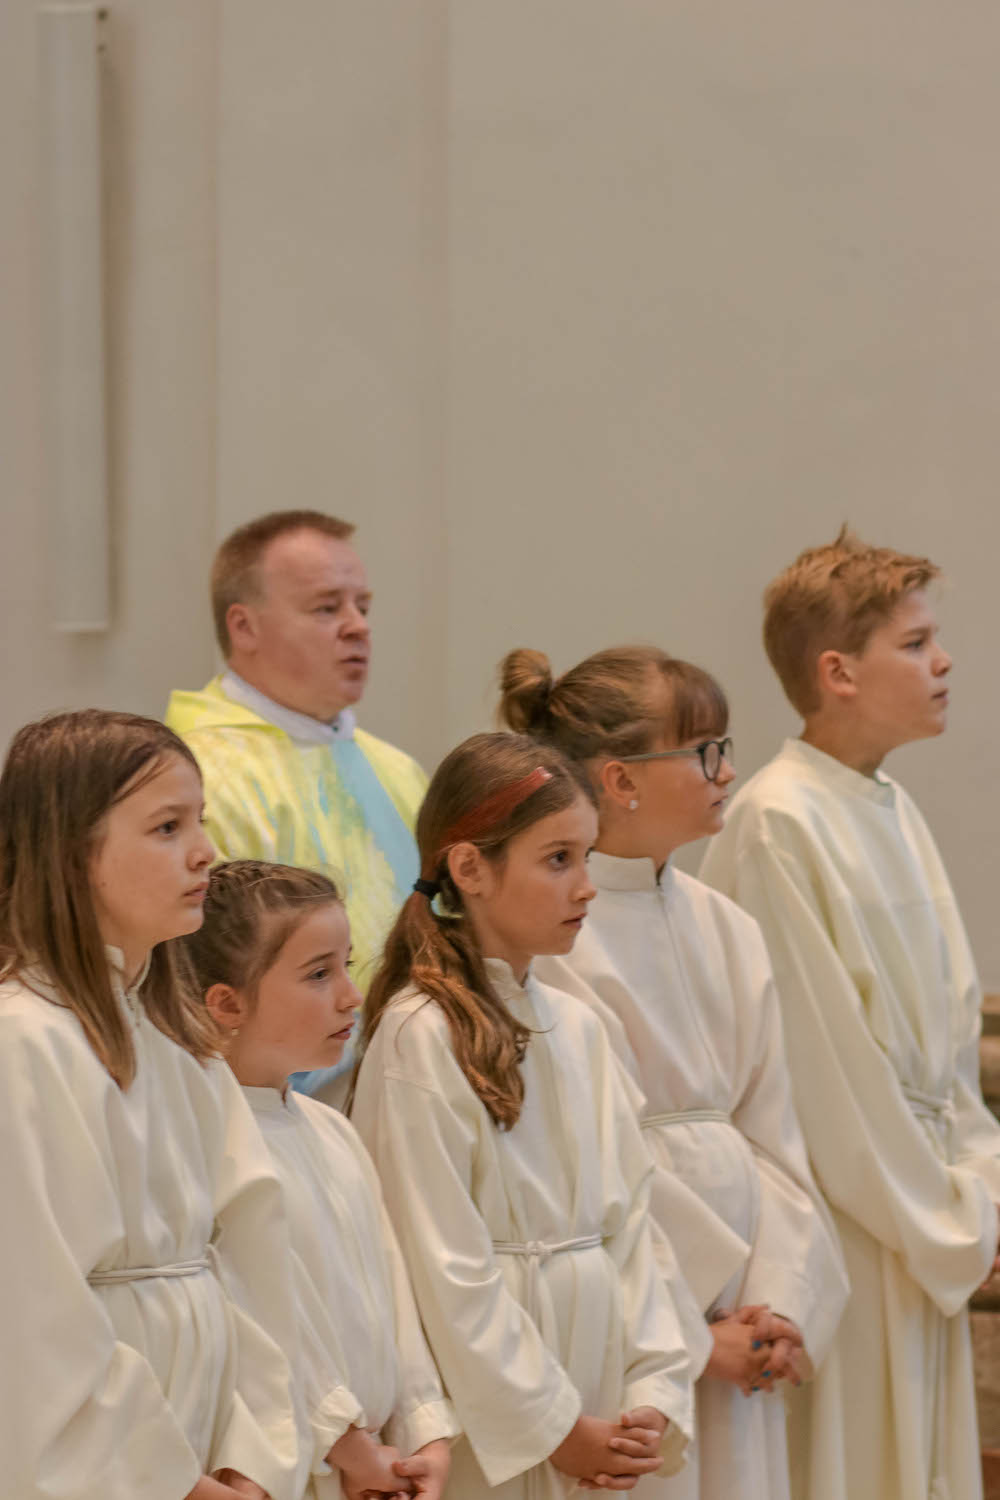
<box><xmin>538</xmin><ymin>838</ymin><xmax>571</xmax><ymax>852</ymax></box>
<box><xmin>146</xmin><ymin>803</ymin><xmax>189</xmax><ymax>819</ymax></box>
<box><xmin>298</xmin><ymin>950</ymin><xmax>336</xmax><ymax>970</ymax></box>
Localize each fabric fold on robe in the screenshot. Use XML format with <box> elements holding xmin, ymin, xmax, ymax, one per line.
<box><xmin>243</xmin><ymin>1085</ymin><xmax>458</xmax><ymax>1497</ymax></box>
<box><xmin>540</xmin><ymin>850</ymin><xmax>847</xmax><ymax>1500</ymax></box>
<box><xmin>0</xmin><ymin>957</ymin><xmax>303</xmax><ymax>1500</ymax></box>
<box><xmin>700</xmin><ymin>737</ymin><xmax>1000</xmax><ymax>1500</ymax></box>
<box><xmin>351</xmin><ymin>960</ymin><xmax>695</xmax><ymax>1500</ymax></box>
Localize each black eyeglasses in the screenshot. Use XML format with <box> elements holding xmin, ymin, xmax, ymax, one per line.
<box><xmin>618</xmin><ymin>737</ymin><xmax>734</xmax><ymax>783</ymax></box>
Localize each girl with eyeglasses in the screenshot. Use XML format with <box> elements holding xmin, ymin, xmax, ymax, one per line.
<box><xmin>499</xmin><ymin>647</ymin><xmax>847</xmax><ymax>1500</ymax></box>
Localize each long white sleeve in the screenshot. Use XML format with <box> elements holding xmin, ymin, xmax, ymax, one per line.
<box><xmin>718</xmin><ymin>831</ymin><xmax>995</xmax><ymax>1313</ymax></box>
<box><xmin>728</xmin><ymin>935</ymin><xmax>847</xmax><ymax>1363</ymax></box>
<box><xmin>0</xmin><ymin>1012</ymin><xmax>203</xmax><ymax>1500</ymax></box>
<box><xmin>353</xmin><ymin>1022</ymin><xmax>581</xmax><ymax>1487</ymax></box>
<box><xmin>205</xmin><ymin>1067</ymin><xmax>307</xmax><ymax>1496</ymax></box>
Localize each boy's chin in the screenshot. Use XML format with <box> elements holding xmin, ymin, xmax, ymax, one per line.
<box><xmin>889</xmin><ymin>715</ymin><xmax>948</xmax><ymax>750</ymax></box>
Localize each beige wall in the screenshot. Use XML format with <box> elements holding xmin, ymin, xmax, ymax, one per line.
<box><xmin>215</xmin><ymin>0</ymin><xmax>448</xmax><ymax>767</ymax></box>
<box><xmin>1</xmin><ymin>0</ymin><xmax>219</xmax><ymax>733</ymax></box>
<box><xmin>4</xmin><ymin>1</ymin><xmax>1000</xmax><ymax>977</ymax></box>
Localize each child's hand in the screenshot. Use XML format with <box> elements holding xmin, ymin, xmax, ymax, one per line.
<box><xmin>391</xmin><ymin>1438</ymin><xmax>451</xmax><ymax>1499</ymax></box>
<box><xmin>704</xmin><ymin>1311</ymin><xmax>772</xmax><ymax>1394</ymax></box>
<box><xmin>981</xmin><ymin>1206</ymin><xmax>1000</xmax><ymax>1288</ymax></box>
<box><xmin>609</xmin><ymin>1407</ymin><xmax>666</xmax><ymax>1460</ymax></box>
<box><xmin>328</xmin><ymin>1426</ymin><xmax>415</xmax><ymax>1499</ymax></box>
<box><xmin>212</xmin><ymin>1477</ymin><xmax>269</xmax><ymax>1500</ymax></box>
<box><xmin>186</xmin><ymin>1480</ymin><xmax>259</xmax><ymax>1500</ymax></box>
<box><xmin>736</xmin><ymin>1306</ymin><xmax>806</xmax><ymax>1392</ymax></box>
<box><xmin>550</xmin><ymin>1413</ymin><xmax>663</xmax><ymax>1488</ymax></box>
<box><xmin>577</xmin><ymin>1407</ymin><xmax>670</xmax><ymax>1489</ymax></box>
<box><xmin>212</xmin><ymin>1475</ymin><xmax>269</xmax><ymax>1500</ymax></box>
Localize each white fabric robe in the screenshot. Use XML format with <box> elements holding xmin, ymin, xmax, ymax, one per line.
<box><xmin>700</xmin><ymin>738</ymin><xmax>1000</xmax><ymax>1500</ymax></box>
<box><xmin>350</xmin><ymin>959</ymin><xmax>695</xmax><ymax>1499</ymax></box>
<box><xmin>539</xmin><ymin>852</ymin><xmax>848</xmax><ymax>1500</ymax></box>
<box><xmin>0</xmin><ymin>957</ymin><xmax>302</xmax><ymax>1500</ymax></box>
<box><xmin>243</xmin><ymin>1085</ymin><xmax>459</xmax><ymax>1497</ymax></box>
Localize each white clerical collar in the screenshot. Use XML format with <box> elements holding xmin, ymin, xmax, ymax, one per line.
<box><xmin>221</xmin><ymin>670</ymin><xmax>356</xmax><ymax>747</ymax></box>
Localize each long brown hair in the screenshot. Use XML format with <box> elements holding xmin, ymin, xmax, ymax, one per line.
<box><xmin>353</xmin><ymin>732</ymin><xmax>594</xmax><ymax>1130</ymax></box>
<box><xmin>184</xmin><ymin>859</ymin><xmax>342</xmax><ymax>1013</ymax></box>
<box><xmin>498</xmin><ymin>644</ymin><xmax>728</xmax><ymax>765</ymax></box>
<box><xmin>0</xmin><ymin>710</ymin><xmax>220</xmax><ymax>1087</ymax></box>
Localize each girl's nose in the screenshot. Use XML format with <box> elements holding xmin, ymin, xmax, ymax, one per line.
<box><xmin>192</xmin><ymin>828</ymin><xmax>215</xmax><ymax>868</ymax></box>
<box><xmin>340</xmin><ymin>979</ymin><xmax>363</xmax><ymax>1013</ymax></box>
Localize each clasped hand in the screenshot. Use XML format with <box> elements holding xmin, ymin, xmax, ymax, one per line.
<box><xmin>329</xmin><ymin>1425</ymin><xmax>450</xmax><ymax>1500</ymax></box>
<box><xmin>705</xmin><ymin>1304</ymin><xmax>806</xmax><ymax>1396</ymax></box>
<box><xmin>551</xmin><ymin>1407</ymin><xmax>667</xmax><ymax>1491</ymax></box>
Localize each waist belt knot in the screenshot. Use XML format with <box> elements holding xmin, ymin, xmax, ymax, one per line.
<box><xmin>493</xmin><ymin>1234</ymin><xmax>604</xmax><ymax>1324</ymax></box>
<box><xmin>87</xmin><ymin>1255</ymin><xmax>211</xmax><ymax>1287</ymax></box>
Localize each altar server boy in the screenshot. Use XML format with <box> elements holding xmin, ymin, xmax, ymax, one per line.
<box><xmin>700</xmin><ymin>528</ymin><xmax>1000</xmax><ymax>1500</ymax></box>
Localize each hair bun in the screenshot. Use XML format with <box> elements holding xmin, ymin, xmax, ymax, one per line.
<box><xmin>497</xmin><ymin>649</ymin><xmax>554</xmax><ymax>733</ymax></box>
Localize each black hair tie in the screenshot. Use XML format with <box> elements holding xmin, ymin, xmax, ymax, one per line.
<box><xmin>413</xmin><ymin>877</ymin><xmax>440</xmax><ymax>898</ymax></box>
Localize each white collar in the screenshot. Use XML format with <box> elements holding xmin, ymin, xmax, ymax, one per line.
<box><xmin>221</xmin><ymin>670</ymin><xmax>356</xmax><ymax>747</ymax></box>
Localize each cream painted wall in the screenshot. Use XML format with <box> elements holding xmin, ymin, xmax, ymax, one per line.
<box><xmin>214</xmin><ymin>0</ymin><xmax>448</xmax><ymax>770</ymax></box>
<box><xmin>445</xmin><ymin>1</ymin><xmax>1000</xmax><ymax>979</ymax></box>
<box><xmin>0</xmin><ymin>0</ymin><xmax>219</xmax><ymax>738</ymax></box>
<box><xmin>3</xmin><ymin>2</ymin><xmax>999</xmax><ymax>975</ymax></box>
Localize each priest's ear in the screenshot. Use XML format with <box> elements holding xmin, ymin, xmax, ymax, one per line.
<box><xmin>225</xmin><ymin>601</ymin><xmax>262</xmax><ymax>657</ymax></box>
<box><xmin>204</xmin><ymin>982</ymin><xmax>251</xmax><ymax>1035</ymax></box>
<box><xmin>598</xmin><ymin>758</ymin><xmax>641</xmax><ymax>813</ymax></box>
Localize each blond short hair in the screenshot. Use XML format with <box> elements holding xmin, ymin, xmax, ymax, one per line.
<box><xmin>211</xmin><ymin>509</ymin><xmax>355</xmax><ymax>656</ymax></box>
<box><xmin>763</xmin><ymin>526</ymin><xmax>940</xmax><ymax>716</ymax></box>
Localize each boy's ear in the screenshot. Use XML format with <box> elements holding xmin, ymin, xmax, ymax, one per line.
<box><xmin>599</xmin><ymin>759</ymin><xmax>640</xmax><ymax>811</ymax></box>
<box><xmin>204</xmin><ymin>982</ymin><xmax>250</xmax><ymax>1032</ymax></box>
<box><xmin>446</xmin><ymin>840</ymin><xmax>491</xmax><ymax>897</ymax></box>
<box><xmin>815</xmin><ymin>648</ymin><xmax>859</xmax><ymax>703</ymax></box>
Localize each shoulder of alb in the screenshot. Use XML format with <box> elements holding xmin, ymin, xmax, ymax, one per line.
<box><xmin>532</xmin><ymin>973</ymin><xmax>609</xmax><ymax>1046</ymax></box>
<box><xmin>369</xmin><ymin>989</ymin><xmax>457</xmax><ymax>1082</ymax></box>
<box><xmin>296</xmin><ymin>1091</ymin><xmax>368</xmax><ymax>1152</ymax></box>
<box><xmin>672</xmin><ymin>865</ymin><xmax>769</xmax><ymax>945</ymax></box>
<box><xmin>0</xmin><ymin>979</ymin><xmax>107</xmax><ymax>1085</ymax></box>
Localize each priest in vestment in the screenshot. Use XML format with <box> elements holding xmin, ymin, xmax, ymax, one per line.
<box><xmin>167</xmin><ymin>510</ymin><xmax>425</xmax><ymax>1101</ymax></box>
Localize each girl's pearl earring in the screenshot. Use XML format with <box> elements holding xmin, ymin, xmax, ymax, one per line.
<box><xmin>628</xmin><ymin>799</ymin><xmax>639</xmax><ymax>811</ymax></box>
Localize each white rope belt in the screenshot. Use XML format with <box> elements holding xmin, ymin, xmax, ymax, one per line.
<box><xmin>493</xmin><ymin>1233</ymin><xmax>604</xmax><ymax>1263</ymax></box>
<box><xmin>494</xmin><ymin>1234</ymin><xmax>604</xmax><ymax>1326</ymax></box>
<box><xmin>901</xmin><ymin>1085</ymin><xmax>955</xmax><ymax>1126</ymax></box>
<box><xmin>493</xmin><ymin>1235</ymin><xmax>604</xmax><ymax>1500</ymax></box>
<box><xmin>87</xmin><ymin>1256</ymin><xmax>211</xmax><ymax>1287</ymax></box>
<box><xmin>642</xmin><ymin>1108</ymin><xmax>731</xmax><ymax>1129</ymax></box>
